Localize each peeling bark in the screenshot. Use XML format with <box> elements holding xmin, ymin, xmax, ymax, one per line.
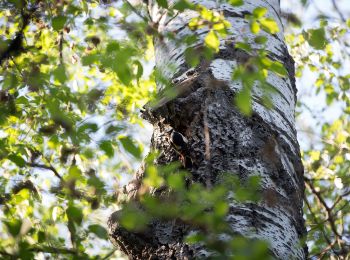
<box><xmin>108</xmin><ymin>0</ymin><xmax>307</xmax><ymax>259</ymax></box>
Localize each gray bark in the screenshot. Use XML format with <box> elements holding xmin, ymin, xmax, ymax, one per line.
<box><xmin>108</xmin><ymin>0</ymin><xmax>307</xmax><ymax>259</ymax></box>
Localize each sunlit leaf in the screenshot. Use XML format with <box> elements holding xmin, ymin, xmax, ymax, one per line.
<box><xmin>304</xmin><ymin>28</ymin><xmax>327</xmax><ymax>50</ymax></box>
<box><xmin>253</xmin><ymin>7</ymin><xmax>267</xmax><ymax>18</ymax></box>
<box><xmin>119</xmin><ymin>136</ymin><xmax>141</xmax><ymax>158</ymax></box>
<box><xmin>52</xmin><ymin>16</ymin><xmax>67</xmax><ymax>31</ymax></box>
<box><xmin>259</xmin><ymin>18</ymin><xmax>279</xmax><ymax>34</ymax></box>
<box><xmin>205</xmin><ymin>30</ymin><xmax>220</xmax><ymax>52</ymax></box>
<box><xmin>228</xmin><ymin>0</ymin><xmax>244</xmax><ymax>6</ymax></box>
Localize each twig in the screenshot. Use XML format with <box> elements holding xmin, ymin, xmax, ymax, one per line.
<box><xmin>123</xmin><ymin>0</ymin><xmax>148</xmax><ymax>23</ymax></box>
<box><xmin>331</xmin><ymin>0</ymin><xmax>346</xmax><ymax>22</ymax></box>
<box><xmin>309</xmin><ymin>241</ymin><xmax>337</xmax><ymax>260</ymax></box>
<box><xmin>29</xmin><ymin>245</ymin><xmax>77</xmax><ymax>255</ymax></box>
<box><xmin>305</xmin><ymin>178</ymin><xmax>342</xmax><ymax>239</ymax></box>
<box><xmin>27</xmin><ymin>162</ymin><xmax>63</xmax><ymax>180</ymax></box>
<box><xmin>304</xmin><ymin>194</ymin><xmax>339</xmax><ymax>257</ymax></box>
<box><xmin>58</xmin><ymin>31</ymin><xmax>64</xmax><ymax>65</ymax></box>
<box><xmin>330</xmin><ymin>189</ymin><xmax>350</xmax><ymax>211</ymax></box>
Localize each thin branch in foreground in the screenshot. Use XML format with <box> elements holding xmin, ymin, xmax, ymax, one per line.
<box><xmin>304</xmin><ymin>195</ymin><xmax>339</xmax><ymax>258</ymax></box>
<box><xmin>305</xmin><ymin>177</ymin><xmax>342</xmax><ymax>239</ymax></box>
<box><xmin>331</xmin><ymin>0</ymin><xmax>346</xmax><ymax>22</ymax></box>
<box><xmin>26</xmin><ymin>162</ymin><xmax>63</xmax><ymax>180</ymax></box>
<box><xmin>29</xmin><ymin>245</ymin><xmax>77</xmax><ymax>255</ymax></box>
<box><xmin>122</xmin><ymin>0</ymin><xmax>148</xmax><ymax>23</ymax></box>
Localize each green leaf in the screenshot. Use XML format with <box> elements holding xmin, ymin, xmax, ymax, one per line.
<box><xmin>270</xmin><ymin>61</ymin><xmax>288</xmax><ymax>77</ymax></box>
<box><xmin>228</xmin><ymin>0</ymin><xmax>244</xmax><ymax>6</ymax></box>
<box><xmin>106</xmin><ymin>41</ymin><xmax>120</xmax><ymax>52</ymax></box>
<box><xmin>52</xmin><ymin>16</ymin><xmax>67</xmax><ymax>31</ymax></box>
<box><xmin>78</xmin><ymin>123</ymin><xmax>98</xmax><ymax>134</ymax></box>
<box><xmin>185</xmin><ymin>47</ymin><xmax>200</xmax><ymax>67</ymax></box>
<box><xmin>304</xmin><ymin>28</ymin><xmax>327</xmax><ymax>50</ymax></box>
<box><xmin>167</xmin><ymin>174</ymin><xmax>185</xmax><ymax>190</ymax></box>
<box><xmin>235</xmin><ymin>42</ymin><xmax>252</xmax><ymax>52</ymax></box>
<box><xmin>4</xmin><ymin>219</ymin><xmax>22</xmax><ymax>237</ymax></box>
<box><xmin>99</xmin><ymin>140</ymin><xmax>114</xmax><ymax>157</ymax></box>
<box><xmin>134</xmin><ymin>61</ymin><xmax>143</xmax><ymax>79</ymax></box>
<box><xmin>254</xmin><ymin>36</ymin><xmax>267</xmax><ymax>44</ymax></box>
<box><xmin>259</xmin><ymin>18</ymin><xmax>279</xmax><ymax>34</ymax></box>
<box><xmin>204</xmin><ymin>30</ymin><xmax>220</xmax><ymax>52</ymax></box>
<box><xmin>8</xmin><ymin>154</ymin><xmax>26</xmax><ymax>167</ymax></box>
<box><xmin>67</xmin><ymin>166</ymin><xmax>83</xmax><ymax>181</ymax></box>
<box><xmin>156</xmin><ymin>0</ymin><xmax>168</xmax><ymax>8</ymax></box>
<box><xmin>120</xmin><ymin>206</ymin><xmax>149</xmax><ymax>231</ymax></box>
<box><xmin>250</xmin><ymin>21</ymin><xmax>260</xmax><ymax>34</ymax></box>
<box><xmin>173</xmin><ymin>0</ymin><xmax>194</xmax><ymax>11</ymax></box>
<box><xmin>88</xmin><ymin>224</ymin><xmax>108</xmax><ymax>239</ymax></box>
<box><xmin>119</xmin><ymin>136</ymin><xmax>141</xmax><ymax>158</ymax></box>
<box><xmin>82</xmin><ymin>54</ymin><xmax>98</xmax><ymax>66</ymax></box>
<box><xmin>66</xmin><ymin>205</ymin><xmax>83</xmax><ymax>225</ymax></box>
<box><xmin>235</xmin><ymin>87</ymin><xmax>252</xmax><ymax>115</ymax></box>
<box><xmin>253</xmin><ymin>7</ymin><xmax>267</xmax><ymax>18</ymax></box>
<box><xmin>105</xmin><ymin>125</ymin><xmax>124</xmax><ymax>135</ymax></box>
<box><xmin>52</xmin><ymin>65</ymin><xmax>67</xmax><ymax>84</ymax></box>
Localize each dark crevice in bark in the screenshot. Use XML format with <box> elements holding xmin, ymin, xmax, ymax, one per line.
<box><xmin>229</xmin><ymin>205</ymin><xmax>286</xmax><ymax>231</ymax></box>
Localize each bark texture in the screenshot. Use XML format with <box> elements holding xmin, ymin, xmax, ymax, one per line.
<box><xmin>108</xmin><ymin>0</ymin><xmax>307</xmax><ymax>259</ymax></box>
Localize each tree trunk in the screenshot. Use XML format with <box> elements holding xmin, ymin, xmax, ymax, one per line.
<box><xmin>108</xmin><ymin>0</ymin><xmax>307</xmax><ymax>259</ymax></box>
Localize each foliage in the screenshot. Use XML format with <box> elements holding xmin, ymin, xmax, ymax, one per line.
<box><xmin>0</xmin><ymin>0</ymin><xmax>349</xmax><ymax>259</ymax></box>
<box><xmin>282</xmin><ymin>1</ymin><xmax>350</xmax><ymax>258</ymax></box>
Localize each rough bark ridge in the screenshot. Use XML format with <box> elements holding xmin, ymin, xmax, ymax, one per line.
<box><xmin>108</xmin><ymin>0</ymin><xmax>307</xmax><ymax>259</ymax></box>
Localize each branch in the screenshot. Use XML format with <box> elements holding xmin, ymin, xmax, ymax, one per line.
<box><xmin>29</xmin><ymin>245</ymin><xmax>77</xmax><ymax>255</ymax></box>
<box><xmin>331</xmin><ymin>0</ymin><xmax>346</xmax><ymax>22</ymax></box>
<box><xmin>122</xmin><ymin>0</ymin><xmax>148</xmax><ymax>23</ymax></box>
<box><xmin>330</xmin><ymin>189</ymin><xmax>350</xmax><ymax>211</ymax></box>
<box><xmin>305</xmin><ymin>177</ymin><xmax>342</xmax><ymax>239</ymax></box>
<box><xmin>309</xmin><ymin>241</ymin><xmax>337</xmax><ymax>259</ymax></box>
<box><xmin>0</xmin><ymin>246</ymin><xmax>77</xmax><ymax>257</ymax></box>
<box><xmin>304</xmin><ymin>194</ymin><xmax>339</xmax><ymax>257</ymax></box>
<box><xmin>58</xmin><ymin>31</ymin><xmax>64</xmax><ymax>65</ymax></box>
<box><xmin>27</xmin><ymin>162</ymin><xmax>63</xmax><ymax>180</ymax></box>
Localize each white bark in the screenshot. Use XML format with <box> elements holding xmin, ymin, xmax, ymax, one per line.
<box><xmin>109</xmin><ymin>0</ymin><xmax>306</xmax><ymax>259</ymax></box>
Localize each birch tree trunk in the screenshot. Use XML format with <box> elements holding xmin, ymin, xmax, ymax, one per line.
<box><xmin>108</xmin><ymin>0</ymin><xmax>307</xmax><ymax>259</ymax></box>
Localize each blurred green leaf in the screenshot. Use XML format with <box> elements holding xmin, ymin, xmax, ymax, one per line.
<box><xmin>8</xmin><ymin>154</ymin><xmax>26</xmax><ymax>167</ymax></box>
<box><xmin>304</xmin><ymin>28</ymin><xmax>327</xmax><ymax>50</ymax></box>
<box><xmin>52</xmin><ymin>16</ymin><xmax>67</xmax><ymax>31</ymax></box>
<box><xmin>228</xmin><ymin>0</ymin><xmax>244</xmax><ymax>6</ymax></box>
<box><xmin>119</xmin><ymin>136</ymin><xmax>141</xmax><ymax>158</ymax></box>
<box><xmin>88</xmin><ymin>224</ymin><xmax>108</xmax><ymax>239</ymax></box>
<box><xmin>99</xmin><ymin>140</ymin><xmax>114</xmax><ymax>158</ymax></box>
